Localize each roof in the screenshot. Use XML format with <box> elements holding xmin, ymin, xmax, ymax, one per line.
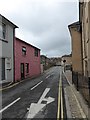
<box><xmin>0</xmin><ymin>14</ymin><xmax>18</xmax><ymax>28</ymax></box>
<box><xmin>68</xmin><ymin>21</ymin><xmax>81</xmax><ymax>32</ymax></box>
<box><xmin>40</xmin><ymin>55</ymin><xmax>47</xmax><ymax>58</ymax></box>
<box><xmin>15</xmin><ymin>37</ymin><xmax>40</xmax><ymax>50</ymax></box>
<box><xmin>62</xmin><ymin>54</ymin><xmax>72</xmax><ymax>58</ymax></box>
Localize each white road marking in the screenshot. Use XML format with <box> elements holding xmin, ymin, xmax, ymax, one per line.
<box><xmin>0</xmin><ymin>97</ymin><xmax>21</xmax><ymax>113</ymax></box>
<box><xmin>42</xmin><ymin>97</ymin><xmax>55</xmax><ymax>104</ymax></box>
<box><xmin>46</xmin><ymin>75</ymin><xmax>51</xmax><ymax>79</ymax></box>
<box><xmin>38</xmin><ymin>88</ymin><xmax>50</xmax><ymax>104</ymax></box>
<box><xmin>27</xmin><ymin>103</ymin><xmax>46</xmax><ymax>118</ymax></box>
<box><xmin>30</xmin><ymin>81</ymin><xmax>43</xmax><ymax>90</ymax></box>
<box><xmin>27</xmin><ymin>88</ymin><xmax>55</xmax><ymax>118</ymax></box>
<box><xmin>46</xmin><ymin>73</ymin><xmax>54</xmax><ymax>79</ymax></box>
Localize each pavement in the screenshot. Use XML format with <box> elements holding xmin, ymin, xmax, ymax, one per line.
<box><xmin>64</xmin><ymin>70</ymin><xmax>90</xmax><ymax>119</ymax></box>
<box><xmin>0</xmin><ymin>68</ymin><xmax>53</xmax><ymax>90</ymax></box>
<box><xmin>0</xmin><ymin>67</ymin><xmax>55</xmax><ymax>91</ymax></box>
<box><xmin>0</xmin><ymin>74</ymin><xmax>43</xmax><ymax>91</ymax></box>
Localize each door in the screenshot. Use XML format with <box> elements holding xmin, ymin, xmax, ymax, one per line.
<box><xmin>21</xmin><ymin>63</ymin><xmax>25</xmax><ymax>79</ymax></box>
<box><xmin>2</xmin><ymin>58</ymin><xmax>5</xmax><ymax>80</ymax></box>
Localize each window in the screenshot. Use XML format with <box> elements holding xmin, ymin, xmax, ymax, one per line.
<box><xmin>0</xmin><ymin>23</ymin><xmax>6</xmax><ymax>40</ymax></box>
<box><xmin>26</xmin><ymin>63</ymin><xmax>29</xmax><ymax>73</ymax></box>
<box><xmin>34</xmin><ymin>48</ymin><xmax>38</xmax><ymax>57</ymax></box>
<box><xmin>6</xmin><ymin>58</ymin><xmax>11</xmax><ymax>70</ymax></box>
<box><xmin>22</xmin><ymin>46</ymin><xmax>26</xmax><ymax>55</ymax></box>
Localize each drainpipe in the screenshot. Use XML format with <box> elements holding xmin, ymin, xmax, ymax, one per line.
<box><xmin>80</xmin><ymin>22</ymin><xmax>84</xmax><ymax>75</ymax></box>
<box><xmin>13</xmin><ymin>29</ymin><xmax>15</xmax><ymax>83</ymax></box>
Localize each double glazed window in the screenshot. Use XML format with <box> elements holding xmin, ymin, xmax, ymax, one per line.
<box><xmin>0</xmin><ymin>23</ymin><xmax>6</xmax><ymax>40</ymax></box>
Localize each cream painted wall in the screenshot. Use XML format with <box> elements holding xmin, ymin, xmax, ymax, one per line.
<box><xmin>69</xmin><ymin>27</ymin><xmax>83</xmax><ymax>73</ymax></box>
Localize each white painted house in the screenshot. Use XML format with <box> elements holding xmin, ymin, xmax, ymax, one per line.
<box><xmin>0</xmin><ymin>14</ymin><xmax>18</xmax><ymax>84</ymax></box>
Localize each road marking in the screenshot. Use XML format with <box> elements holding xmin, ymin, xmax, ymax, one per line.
<box><xmin>0</xmin><ymin>97</ymin><xmax>21</xmax><ymax>113</ymax></box>
<box><xmin>46</xmin><ymin>75</ymin><xmax>51</xmax><ymax>79</ymax></box>
<box><xmin>61</xmin><ymin>82</ymin><xmax>63</xmax><ymax>119</ymax></box>
<box><xmin>57</xmin><ymin>76</ymin><xmax>61</xmax><ymax>119</ymax></box>
<box><xmin>46</xmin><ymin>73</ymin><xmax>54</xmax><ymax>79</ymax></box>
<box><xmin>64</xmin><ymin>72</ymin><xmax>86</xmax><ymax>118</ymax></box>
<box><xmin>38</xmin><ymin>88</ymin><xmax>50</xmax><ymax>104</ymax></box>
<box><xmin>27</xmin><ymin>88</ymin><xmax>55</xmax><ymax>118</ymax></box>
<box><xmin>30</xmin><ymin>81</ymin><xmax>43</xmax><ymax>90</ymax></box>
<box><xmin>57</xmin><ymin>69</ymin><xmax>63</xmax><ymax>120</ymax></box>
<box><xmin>27</xmin><ymin>103</ymin><xmax>46</xmax><ymax>118</ymax></box>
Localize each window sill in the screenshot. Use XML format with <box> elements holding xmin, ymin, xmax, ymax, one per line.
<box><xmin>0</xmin><ymin>38</ymin><xmax>8</xmax><ymax>43</ymax></box>
<box><xmin>6</xmin><ymin>69</ymin><xmax>11</xmax><ymax>70</ymax></box>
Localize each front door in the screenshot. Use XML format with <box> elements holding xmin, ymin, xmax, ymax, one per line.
<box><xmin>21</xmin><ymin>63</ymin><xmax>24</xmax><ymax>79</ymax></box>
<box><xmin>2</xmin><ymin>58</ymin><xmax>5</xmax><ymax>80</ymax></box>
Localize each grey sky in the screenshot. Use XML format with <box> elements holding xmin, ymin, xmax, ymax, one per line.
<box><xmin>0</xmin><ymin>0</ymin><xmax>79</xmax><ymax>57</ymax></box>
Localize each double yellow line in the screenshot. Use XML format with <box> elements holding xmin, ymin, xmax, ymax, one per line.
<box><xmin>57</xmin><ymin>70</ymin><xmax>63</xmax><ymax>120</ymax></box>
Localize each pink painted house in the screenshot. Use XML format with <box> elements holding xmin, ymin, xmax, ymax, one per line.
<box><xmin>14</xmin><ymin>37</ymin><xmax>41</xmax><ymax>82</ymax></box>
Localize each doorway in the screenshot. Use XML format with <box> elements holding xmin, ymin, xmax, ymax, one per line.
<box><xmin>2</xmin><ymin>58</ymin><xmax>5</xmax><ymax>80</ymax></box>
<box><xmin>21</xmin><ymin>63</ymin><xmax>25</xmax><ymax>79</ymax></box>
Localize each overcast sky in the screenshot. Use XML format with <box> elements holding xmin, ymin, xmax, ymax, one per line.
<box><xmin>0</xmin><ymin>0</ymin><xmax>79</xmax><ymax>57</ymax></box>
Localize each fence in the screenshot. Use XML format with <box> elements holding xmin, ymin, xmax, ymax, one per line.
<box><xmin>72</xmin><ymin>71</ymin><xmax>90</xmax><ymax>106</ymax></box>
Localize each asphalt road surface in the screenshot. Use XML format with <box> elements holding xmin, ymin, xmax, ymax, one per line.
<box><xmin>1</xmin><ymin>66</ymin><xmax>63</xmax><ymax>119</ymax></box>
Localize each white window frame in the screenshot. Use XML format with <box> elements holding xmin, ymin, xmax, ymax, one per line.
<box><xmin>6</xmin><ymin>57</ymin><xmax>11</xmax><ymax>70</ymax></box>
<box><xmin>0</xmin><ymin>22</ymin><xmax>7</xmax><ymax>41</ymax></box>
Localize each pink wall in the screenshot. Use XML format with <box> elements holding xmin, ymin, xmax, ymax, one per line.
<box><xmin>14</xmin><ymin>37</ymin><xmax>41</xmax><ymax>82</ymax></box>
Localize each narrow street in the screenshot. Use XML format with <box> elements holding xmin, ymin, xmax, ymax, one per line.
<box><xmin>0</xmin><ymin>1</ymin><xmax>90</xmax><ymax>120</ymax></box>
<box><xmin>0</xmin><ymin>66</ymin><xmax>87</xmax><ymax>119</ymax></box>
<box><xmin>1</xmin><ymin>66</ymin><xmax>61</xmax><ymax>119</ymax></box>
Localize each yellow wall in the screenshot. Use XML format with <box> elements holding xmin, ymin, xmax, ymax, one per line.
<box><xmin>69</xmin><ymin>26</ymin><xmax>83</xmax><ymax>73</ymax></box>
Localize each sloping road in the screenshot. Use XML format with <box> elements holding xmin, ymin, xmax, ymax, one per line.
<box><xmin>1</xmin><ymin>66</ymin><xmax>62</xmax><ymax>119</ymax></box>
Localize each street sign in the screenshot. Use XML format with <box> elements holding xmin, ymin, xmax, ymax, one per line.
<box><xmin>27</xmin><ymin>88</ymin><xmax>55</xmax><ymax>118</ymax></box>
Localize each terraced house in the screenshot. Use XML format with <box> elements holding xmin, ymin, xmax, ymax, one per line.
<box><xmin>68</xmin><ymin>1</ymin><xmax>90</xmax><ymax>105</ymax></box>
<box><xmin>80</xmin><ymin>1</ymin><xmax>90</xmax><ymax>79</ymax></box>
<box><xmin>0</xmin><ymin>14</ymin><xmax>18</xmax><ymax>84</ymax></box>
<box><xmin>14</xmin><ymin>37</ymin><xmax>41</xmax><ymax>82</ymax></box>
